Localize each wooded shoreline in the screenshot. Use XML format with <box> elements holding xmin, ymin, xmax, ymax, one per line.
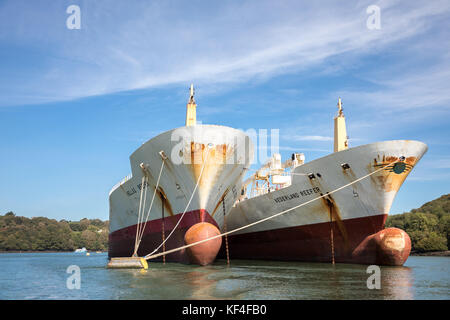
<box><xmin>1</xmin><ymin>194</ymin><xmax>448</xmax><ymax>254</ymax></box>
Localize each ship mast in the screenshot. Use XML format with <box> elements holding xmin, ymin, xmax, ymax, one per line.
<box><xmin>185</xmin><ymin>84</ymin><xmax>197</xmax><ymax>126</ymax></box>
<box><xmin>333</xmin><ymin>97</ymin><xmax>348</xmax><ymax>152</ymax></box>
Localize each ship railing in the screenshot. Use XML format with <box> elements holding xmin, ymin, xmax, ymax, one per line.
<box><xmin>109</xmin><ymin>174</ymin><xmax>132</xmax><ymax>196</ymax></box>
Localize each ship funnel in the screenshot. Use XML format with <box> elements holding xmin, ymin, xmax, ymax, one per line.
<box><xmin>333</xmin><ymin>97</ymin><xmax>349</xmax><ymax>152</ymax></box>
<box><xmin>185</xmin><ymin>84</ymin><xmax>197</xmax><ymax>126</ymax></box>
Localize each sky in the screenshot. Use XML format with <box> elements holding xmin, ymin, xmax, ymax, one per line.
<box><xmin>0</xmin><ymin>0</ymin><xmax>449</xmax><ymax>221</ymax></box>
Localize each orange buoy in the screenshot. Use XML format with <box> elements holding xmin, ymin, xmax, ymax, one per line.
<box><xmin>374</xmin><ymin>227</ymin><xmax>411</xmax><ymax>266</ymax></box>
<box><xmin>184</xmin><ymin>222</ymin><xmax>222</xmax><ymax>266</ymax></box>
<box><xmin>352</xmin><ymin>227</ymin><xmax>411</xmax><ymax>266</ymax></box>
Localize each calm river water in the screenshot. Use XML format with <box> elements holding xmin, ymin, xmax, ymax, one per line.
<box><xmin>0</xmin><ymin>252</ymin><xmax>448</xmax><ymax>299</ymax></box>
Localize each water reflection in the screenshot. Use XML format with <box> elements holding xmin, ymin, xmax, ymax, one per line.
<box><xmin>183</xmin><ymin>266</ymin><xmax>221</xmax><ymax>299</ymax></box>
<box><xmin>381</xmin><ymin>266</ymin><xmax>414</xmax><ymax>300</ymax></box>
<box><xmin>118</xmin><ymin>260</ymin><xmax>416</xmax><ymax>300</ymax></box>
<box><xmin>2</xmin><ymin>253</ymin><xmax>443</xmax><ymax>299</ymax></box>
<box><xmin>111</xmin><ymin>262</ymin><xmax>223</xmax><ymax>299</ymax></box>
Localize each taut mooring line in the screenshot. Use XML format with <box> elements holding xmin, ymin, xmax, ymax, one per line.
<box><xmin>133</xmin><ymin>174</ymin><xmax>148</xmax><ymax>256</ymax></box>
<box><xmin>135</xmin><ymin>159</ymin><xmax>165</xmax><ymax>254</ymax></box>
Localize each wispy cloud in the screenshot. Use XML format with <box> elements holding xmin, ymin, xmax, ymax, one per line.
<box><xmin>1</xmin><ymin>0</ymin><xmax>449</xmax><ymax>106</ymax></box>
<box><xmin>419</xmin><ymin>156</ymin><xmax>450</xmax><ymax>169</ymax></box>
<box><xmin>289</xmin><ymin>135</ymin><xmax>333</xmax><ymax>142</ymax></box>
<box><xmin>408</xmin><ymin>172</ymin><xmax>450</xmax><ymax>182</ymax></box>
<box><xmin>338</xmin><ymin>67</ymin><xmax>450</xmax><ymax>111</ymax></box>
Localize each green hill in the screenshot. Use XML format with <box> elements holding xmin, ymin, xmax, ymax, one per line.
<box><xmin>0</xmin><ymin>212</ymin><xmax>109</xmax><ymax>252</ymax></box>
<box><xmin>386</xmin><ymin>194</ymin><xmax>450</xmax><ymax>253</ymax></box>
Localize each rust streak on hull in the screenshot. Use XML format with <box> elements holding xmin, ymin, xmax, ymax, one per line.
<box><xmin>158</xmin><ymin>187</ymin><xmax>174</xmax><ymax>217</ymax></box>
<box><xmin>307</xmin><ymin>177</ymin><xmax>351</xmax><ymax>254</ymax></box>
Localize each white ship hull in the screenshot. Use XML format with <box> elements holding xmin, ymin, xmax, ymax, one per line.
<box><xmin>108</xmin><ymin>124</ymin><xmax>253</xmax><ymax>262</ymax></box>
<box><xmin>220</xmin><ymin>140</ymin><xmax>427</xmax><ymax>264</ymax></box>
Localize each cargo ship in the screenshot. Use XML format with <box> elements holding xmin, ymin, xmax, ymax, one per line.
<box><xmin>219</xmin><ymin>98</ymin><xmax>427</xmax><ymax>266</ymax></box>
<box><xmin>108</xmin><ymin>85</ymin><xmax>253</xmax><ymax>265</ymax></box>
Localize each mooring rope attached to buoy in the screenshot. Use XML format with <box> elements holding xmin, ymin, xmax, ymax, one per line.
<box><xmin>143</xmin><ymin>147</ymin><xmax>212</xmax><ymax>259</ymax></box>
<box><xmin>144</xmin><ymin>160</ymin><xmax>400</xmax><ymax>261</ymax></box>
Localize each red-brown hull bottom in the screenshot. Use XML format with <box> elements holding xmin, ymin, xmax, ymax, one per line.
<box><xmin>218</xmin><ymin>214</ymin><xmax>410</xmax><ymax>266</ymax></box>
<box><xmin>108</xmin><ymin>209</ymin><xmax>219</xmax><ymax>264</ymax></box>
<box><xmin>110</xmin><ymin>212</ymin><xmax>411</xmax><ymax>266</ymax></box>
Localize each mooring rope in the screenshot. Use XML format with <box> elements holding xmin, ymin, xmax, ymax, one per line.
<box><xmin>144</xmin><ymin>160</ymin><xmax>400</xmax><ymax>261</ymax></box>
<box><xmin>134</xmin><ymin>160</ymin><xmax>166</xmax><ymax>255</ymax></box>
<box><xmin>143</xmin><ymin>147</ymin><xmax>212</xmax><ymax>259</ymax></box>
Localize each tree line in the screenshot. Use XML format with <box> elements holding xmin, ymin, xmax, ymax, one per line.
<box><xmin>386</xmin><ymin>194</ymin><xmax>449</xmax><ymax>252</ymax></box>
<box><xmin>0</xmin><ymin>212</ymin><xmax>109</xmax><ymax>252</ymax></box>
<box><xmin>1</xmin><ymin>193</ymin><xmax>448</xmax><ymax>253</ymax></box>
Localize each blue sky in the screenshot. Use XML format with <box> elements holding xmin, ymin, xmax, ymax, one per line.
<box><xmin>0</xmin><ymin>0</ymin><xmax>449</xmax><ymax>221</ymax></box>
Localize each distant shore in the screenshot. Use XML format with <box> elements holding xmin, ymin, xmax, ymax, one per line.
<box><xmin>410</xmin><ymin>250</ymin><xmax>450</xmax><ymax>257</ymax></box>
<box><xmin>1</xmin><ymin>250</ymin><xmax>449</xmax><ymax>257</ymax></box>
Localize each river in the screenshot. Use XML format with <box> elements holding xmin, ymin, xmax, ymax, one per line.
<box><xmin>0</xmin><ymin>252</ymin><xmax>448</xmax><ymax>299</ymax></box>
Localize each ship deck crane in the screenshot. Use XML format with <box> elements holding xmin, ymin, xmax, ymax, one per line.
<box><xmin>238</xmin><ymin>152</ymin><xmax>305</xmax><ymax>201</ymax></box>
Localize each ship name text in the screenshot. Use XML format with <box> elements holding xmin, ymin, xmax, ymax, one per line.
<box><xmin>125</xmin><ymin>181</ymin><xmax>150</xmax><ymax>196</ymax></box>
<box><xmin>273</xmin><ymin>187</ymin><xmax>321</xmax><ymax>203</ymax></box>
